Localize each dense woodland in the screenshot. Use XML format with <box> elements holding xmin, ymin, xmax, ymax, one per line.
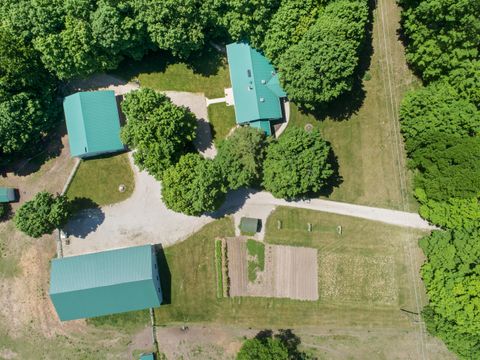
<box><xmin>399</xmin><ymin>0</ymin><xmax>480</xmax><ymax>357</ymax></box>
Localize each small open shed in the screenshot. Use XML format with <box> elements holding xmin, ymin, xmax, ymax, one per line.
<box><xmin>49</xmin><ymin>244</ymin><xmax>162</xmax><ymax>321</ymax></box>
<box><xmin>140</xmin><ymin>353</ymin><xmax>155</xmax><ymax>360</ymax></box>
<box><xmin>239</xmin><ymin>217</ymin><xmax>260</xmax><ymax>234</ymax></box>
<box><xmin>63</xmin><ymin>90</ymin><xmax>124</xmax><ymax>158</ymax></box>
<box><xmin>0</xmin><ymin>187</ymin><xmax>16</xmax><ymax>203</ymax></box>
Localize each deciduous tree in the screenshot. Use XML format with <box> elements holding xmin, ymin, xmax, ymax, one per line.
<box><xmin>14</xmin><ymin>191</ymin><xmax>70</xmax><ymax>238</ymax></box>
<box><xmin>161</xmin><ymin>154</ymin><xmax>225</xmax><ymax>215</ymax></box>
<box><xmin>262</xmin><ymin>127</ymin><xmax>333</xmax><ymax>199</ymax></box>
<box><xmin>120</xmin><ymin>88</ymin><xmax>197</xmax><ymax>180</ymax></box>
<box><xmin>216</xmin><ymin>127</ymin><xmax>266</xmax><ymax>190</ymax></box>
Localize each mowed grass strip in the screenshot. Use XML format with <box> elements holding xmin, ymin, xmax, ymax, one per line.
<box><xmin>208</xmin><ymin>103</ymin><xmax>237</xmax><ymax>145</ymax></box>
<box><xmin>66</xmin><ymin>153</ymin><xmax>134</xmax><ymax>207</ymax></box>
<box><xmin>246</xmin><ymin>239</ymin><xmax>265</xmax><ymax>282</ymax></box>
<box><xmin>155</xmin><ymin>210</ymin><xmax>423</xmax><ymax>329</ymax></box>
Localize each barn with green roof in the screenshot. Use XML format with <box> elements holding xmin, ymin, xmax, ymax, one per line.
<box><xmin>63</xmin><ymin>90</ymin><xmax>124</xmax><ymax>158</ymax></box>
<box><xmin>49</xmin><ymin>245</ymin><xmax>162</xmax><ymax>321</ymax></box>
<box><xmin>226</xmin><ymin>43</ymin><xmax>287</xmax><ymax>136</ymax></box>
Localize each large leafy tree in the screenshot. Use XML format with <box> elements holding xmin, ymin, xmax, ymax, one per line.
<box><xmin>120</xmin><ymin>88</ymin><xmax>197</xmax><ymax>180</ymax></box>
<box><xmin>237</xmin><ymin>338</ymin><xmax>288</xmax><ymax>360</ymax></box>
<box><xmin>419</xmin><ymin>229</ymin><xmax>480</xmax><ymax>358</ymax></box>
<box><xmin>262</xmin><ymin>0</ymin><xmax>321</xmax><ymax>65</ymax></box>
<box><xmin>413</xmin><ymin>136</ymin><xmax>480</xmax><ymax>202</ymax></box>
<box><xmin>0</xmin><ymin>92</ymin><xmax>56</xmax><ymax>156</ymax></box>
<box><xmin>278</xmin><ymin>0</ymin><xmax>368</xmax><ymax>109</ymax></box>
<box><xmin>219</xmin><ymin>0</ymin><xmax>281</xmax><ymax>49</ymax></box>
<box><xmin>399</xmin><ymin>83</ymin><xmax>480</xmax><ymax>155</ymax></box>
<box><xmin>161</xmin><ymin>154</ymin><xmax>226</xmax><ymax>216</ymax></box>
<box><xmin>133</xmin><ymin>0</ymin><xmax>215</xmax><ymax>58</ymax></box>
<box><xmin>262</xmin><ymin>127</ymin><xmax>333</xmax><ymax>199</ymax></box>
<box><xmin>216</xmin><ymin>127</ymin><xmax>267</xmax><ymax>190</ymax></box>
<box><xmin>399</xmin><ymin>0</ymin><xmax>480</xmax><ymax>81</ymax></box>
<box><xmin>14</xmin><ymin>191</ymin><xmax>71</xmax><ymax>238</ymax></box>
<box><xmin>444</xmin><ymin>60</ymin><xmax>480</xmax><ymax>109</ymax></box>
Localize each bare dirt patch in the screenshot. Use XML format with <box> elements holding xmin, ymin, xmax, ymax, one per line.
<box><xmin>226</xmin><ymin>237</ymin><xmax>318</xmax><ymax>300</ymax></box>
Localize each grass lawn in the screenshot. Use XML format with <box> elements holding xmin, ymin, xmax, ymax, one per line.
<box><xmin>155</xmin><ymin>210</ymin><xmax>426</xmax><ymax>329</ymax></box>
<box><xmin>115</xmin><ymin>49</ymin><xmax>231</xmax><ymax>99</ymax></box>
<box><xmin>246</xmin><ymin>239</ymin><xmax>265</xmax><ymax>282</ymax></box>
<box><xmin>208</xmin><ymin>103</ymin><xmax>237</xmax><ymax>145</ymax></box>
<box><xmin>66</xmin><ymin>153</ymin><xmax>134</xmax><ymax>208</ymax></box>
<box><xmin>285</xmin><ymin>0</ymin><xmax>419</xmax><ymax>211</ymax></box>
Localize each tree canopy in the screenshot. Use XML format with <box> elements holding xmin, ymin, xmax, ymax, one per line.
<box><xmin>419</xmin><ymin>229</ymin><xmax>480</xmax><ymax>358</ymax></box>
<box><xmin>237</xmin><ymin>338</ymin><xmax>288</xmax><ymax>360</ymax></box>
<box><xmin>399</xmin><ymin>82</ymin><xmax>480</xmax><ymax>155</ymax></box>
<box><xmin>120</xmin><ymin>88</ymin><xmax>197</xmax><ymax>180</ymax></box>
<box><xmin>14</xmin><ymin>191</ymin><xmax>71</xmax><ymax>238</ymax></box>
<box><xmin>161</xmin><ymin>153</ymin><xmax>226</xmax><ymax>216</ymax></box>
<box><xmin>216</xmin><ymin>127</ymin><xmax>267</xmax><ymax>190</ymax></box>
<box><xmin>262</xmin><ymin>127</ymin><xmax>333</xmax><ymax>199</ymax></box>
<box><xmin>277</xmin><ymin>0</ymin><xmax>369</xmax><ymax>109</ymax></box>
<box><xmin>399</xmin><ymin>0</ymin><xmax>480</xmax><ymax>82</ymax></box>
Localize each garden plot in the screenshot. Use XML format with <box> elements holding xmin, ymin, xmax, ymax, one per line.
<box><xmin>226</xmin><ymin>237</ymin><xmax>318</xmax><ymax>301</ymax></box>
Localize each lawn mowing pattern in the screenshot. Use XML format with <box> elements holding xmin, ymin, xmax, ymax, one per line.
<box><xmin>246</xmin><ymin>239</ymin><xmax>265</xmax><ymax>282</ymax></box>
<box><xmin>207</xmin><ymin>103</ymin><xmax>236</xmax><ymax>145</ymax></box>
<box><xmin>155</xmin><ymin>211</ymin><xmax>426</xmax><ymax>329</ymax></box>
<box><xmin>66</xmin><ymin>153</ymin><xmax>134</xmax><ymax>208</ymax></box>
<box><xmin>215</xmin><ymin>239</ymin><xmax>223</xmax><ymax>298</ymax></box>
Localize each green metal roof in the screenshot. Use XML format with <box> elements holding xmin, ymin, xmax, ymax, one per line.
<box><xmin>226</xmin><ymin>43</ymin><xmax>286</xmax><ymax>125</ymax></box>
<box><xmin>0</xmin><ymin>187</ymin><xmax>15</xmax><ymax>203</ymax></box>
<box><xmin>63</xmin><ymin>90</ymin><xmax>124</xmax><ymax>158</ymax></box>
<box><xmin>49</xmin><ymin>245</ymin><xmax>162</xmax><ymax>321</ymax></box>
<box><xmin>239</xmin><ymin>217</ymin><xmax>260</xmax><ymax>234</ymax></box>
<box><xmin>249</xmin><ymin>120</ymin><xmax>272</xmax><ymax>136</ymax></box>
<box><xmin>140</xmin><ymin>354</ymin><xmax>155</xmax><ymax>360</ymax></box>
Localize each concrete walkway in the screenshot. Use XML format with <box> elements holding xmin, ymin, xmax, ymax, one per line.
<box><xmin>206</xmin><ymin>97</ymin><xmax>226</xmax><ymax>106</ymax></box>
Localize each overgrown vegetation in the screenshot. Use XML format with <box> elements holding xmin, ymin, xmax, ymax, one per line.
<box><xmin>399</xmin><ymin>1</ymin><xmax>480</xmax><ymax>357</ymax></box>
<box><xmin>214</xmin><ymin>239</ymin><xmax>224</xmax><ymax>298</ymax></box>
<box><xmin>87</xmin><ymin>309</ymin><xmax>150</xmax><ymax>333</ymax></box>
<box><xmin>246</xmin><ymin>239</ymin><xmax>265</xmax><ymax>282</ymax></box>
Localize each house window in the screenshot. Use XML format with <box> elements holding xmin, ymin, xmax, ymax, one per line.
<box><xmin>247</xmin><ymin>69</ymin><xmax>252</xmax><ymax>77</ymax></box>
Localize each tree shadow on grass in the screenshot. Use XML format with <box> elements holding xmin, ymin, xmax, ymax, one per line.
<box><xmin>113</xmin><ymin>46</ymin><xmax>226</xmax><ymax>82</ymax></box>
<box><xmin>154</xmin><ymin>244</ymin><xmax>171</xmax><ymax>305</ymax></box>
<box><xmin>63</xmin><ymin>197</ymin><xmax>105</xmax><ymax>238</ymax></box>
<box><xmin>317</xmin><ymin>146</ymin><xmax>343</xmax><ymax>197</ymax></box>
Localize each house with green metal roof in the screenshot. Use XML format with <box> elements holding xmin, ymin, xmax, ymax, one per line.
<box><xmin>63</xmin><ymin>90</ymin><xmax>125</xmax><ymax>158</ymax></box>
<box><xmin>226</xmin><ymin>43</ymin><xmax>287</xmax><ymax>136</ymax></box>
<box><xmin>0</xmin><ymin>187</ymin><xmax>16</xmax><ymax>203</ymax></box>
<box><xmin>49</xmin><ymin>245</ymin><xmax>162</xmax><ymax>321</ymax></box>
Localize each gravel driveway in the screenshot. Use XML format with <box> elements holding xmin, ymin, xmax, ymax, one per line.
<box><xmin>62</xmin><ymin>153</ymin><xmax>214</xmax><ymax>257</ymax></box>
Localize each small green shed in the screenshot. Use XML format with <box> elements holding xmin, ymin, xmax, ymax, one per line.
<box><xmin>49</xmin><ymin>245</ymin><xmax>162</xmax><ymax>321</ymax></box>
<box><xmin>0</xmin><ymin>187</ymin><xmax>16</xmax><ymax>203</ymax></box>
<box><xmin>239</xmin><ymin>217</ymin><xmax>260</xmax><ymax>234</ymax></box>
<box><xmin>63</xmin><ymin>90</ymin><xmax>124</xmax><ymax>158</ymax></box>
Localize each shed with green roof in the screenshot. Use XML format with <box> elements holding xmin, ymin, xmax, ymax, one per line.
<box><xmin>239</xmin><ymin>217</ymin><xmax>260</xmax><ymax>234</ymax></box>
<box><xmin>49</xmin><ymin>245</ymin><xmax>162</xmax><ymax>321</ymax></box>
<box><xmin>140</xmin><ymin>353</ymin><xmax>155</xmax><ymax>360</ymax></box>
<box><xmin>226</xmin><ymin>43</ymin><xmax>287</xmax><ymax>136</ymax></box>
<box><xmin>63</xmin><ymin>90</ymin><xmax>124</xmax><ymax>158</ymax></box>
<box><xmin>0</xmin><ymin>187</ymin><xmax>16</xmax><ymax>203</ymax></box>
